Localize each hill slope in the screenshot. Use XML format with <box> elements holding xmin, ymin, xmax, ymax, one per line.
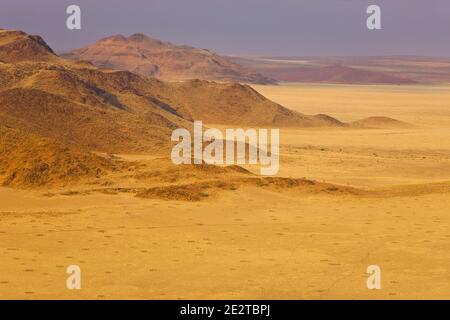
<box><xmin>150</xmin><ymin>80</ymin><xmax>344</xmax><ymax>127</ymax></box>
<box><xmin>0</xmin><ymin>29</ymin><xmax>344</xmax><ymax>153</ymax></box>
<box><xmin>62</xmin><ymin>33</ymin><xmax>275</xmax><ymax>84</ymax></box>
<box><xmin>0</xmin><ymin>125</ymin><xmax>121</xmax><ymax>187</ymax></box>
<box><xmin>0</xmin><ymin>59</ymin><xmax>189</xmax><ymax>153</ymax></box>
<box><xmin>0</xmin><ymin>29</ymin><xmax>57</xmax><ymax>63</ymax></box>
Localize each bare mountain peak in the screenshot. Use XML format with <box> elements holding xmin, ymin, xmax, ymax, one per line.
<box><xmin>98</xmin><ymin>33</ymin><xmax>169</xmax><ymax>49</ymax></box>
<box><xmin>63</xmin><ymin>32</ymin><xmax>275</xmax><ymax>84</ymax></box>
<box><xmin>29</xmin><ymin>34</ymin><xmax>55</xmax><ymax>52</ymax></box>
<box><xmin>128</xmin><ymin>33</ymin><xmax>171</xmax><ymax>48</ymax></box>
<box><xmin>0</xmin><ymin>29</ymin><xmax>56</xmax><ymax>62</ymax></box>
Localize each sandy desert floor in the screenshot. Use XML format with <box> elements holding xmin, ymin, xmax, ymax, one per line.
<box><xmin>253</xmin><ymin>83</ymin><xmax>450</xmax><ymax>127</ymax></box>
<box><xmin>1</xmin><ymin>83</ymin><xmax>450</xmax><ymax>299</ymax></box>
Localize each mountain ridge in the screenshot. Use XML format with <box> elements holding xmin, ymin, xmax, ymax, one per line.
<box><xmin>229</xmin><ymin>57</ymin><xmax>419</xmax><ymax>85</ymax></box>
<box><xmin>62</xmin><ymin>33</ymin><xmax>276</xmax><ymax>84</ymax></box>
<box><xmin>0</xmin><ymin>29</ymin><xmax>345</xmax><ymax>157</ymax></box>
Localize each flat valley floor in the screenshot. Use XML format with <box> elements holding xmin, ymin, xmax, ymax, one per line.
<box><xmin>1</xmin><ymin>83</ymin><xmax>450</xmax><ymax>299</ymax></box>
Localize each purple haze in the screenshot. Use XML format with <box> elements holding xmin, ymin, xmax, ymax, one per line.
<box><xmin>1</xmin><ymin>0</ymin><xmax>450</xmax><ymax>56</ymax></box>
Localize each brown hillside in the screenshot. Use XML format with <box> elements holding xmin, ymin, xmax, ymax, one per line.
<box><xmin>0</xmin><ymin>29</ymin><xmax>345</xmax><ymax>160</ymax></box>
<box><xmin>0</xmin><ymin>29</ymin><xmax>57</xmax><ymax>63</ymax></box>
<box><xmin>0</xmin><ymin>55</ymin><xmax>192</xmax><ymax>153</ymax></box>
<box><xmin>62</xmin><ymin>33</ymin><xmax>275</xmax><ymax>84</ymax></box>
<box><xmin>0</xmin><ymin>87</ymin><xmax>182</xmax><ymax>153</ymax></box>
<box><xmin>152</xmin><ymin>80</ymin><xmax>344</xmax><ymax>127</ymax></box>
<box><xmin>0</xmin><ymin>30</ymin><xmax>188</xmax><ymax>153</ymax></box>
<box><xmin>0</xmin><ymin>125</ymin><xmax>121</xmax><ymax>187</ymax></box>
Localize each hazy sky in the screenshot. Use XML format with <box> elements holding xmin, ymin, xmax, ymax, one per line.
<box><xmin>1</xmin><ymin>0</ymin><xmax>450</xmax><ymax>56</ymax></box>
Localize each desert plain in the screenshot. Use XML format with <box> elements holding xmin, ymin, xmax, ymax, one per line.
<box><xmin>1</xmin><ymin>82</ymin><xmax>449</xmax><ymax>299</ymax></box>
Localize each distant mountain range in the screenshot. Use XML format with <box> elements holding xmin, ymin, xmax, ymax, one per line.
<box><xmin>61</xmin><ymin>33</ymin><xmax>275</xmax><ymax>84</ymax></box>
<box><xmin>255</xmin><ymin>63</ymin><xmax>417</xmax><ymax>84</ymax></box>
<box><xmin>230</xmin><ymin>56</ymin><xmax>450</xmax><ymax>84</ymax></box>
<box><xmin>60</xmin><ymin>33</ymin><xmax>450</xmax><ymax>85</ymax></box>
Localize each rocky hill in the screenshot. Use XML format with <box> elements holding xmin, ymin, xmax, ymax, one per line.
<box><xmin>0</xmin><ymin>29</ymin><xmax>343</xmax><ymax>155</ymax></box>
<box><xmin>62</xmin><ymin>33</ymin><xmax>275</xmax><ymax>84</ymax></box>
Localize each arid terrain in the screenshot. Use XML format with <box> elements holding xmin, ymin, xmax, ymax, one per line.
<box><xmin>0</xmin><ymin>29</ymin><xmax>449</xmax><ymax>299</ymax></box>
<box><xmin>62</xmin><ymin>33</ymin><xmax>275</xmax><ymax>84</ymax></box>
<box><xmin>232</xmin><ymin>56</ymin><xmax>450</xmax><ymax>84</ymax></box>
